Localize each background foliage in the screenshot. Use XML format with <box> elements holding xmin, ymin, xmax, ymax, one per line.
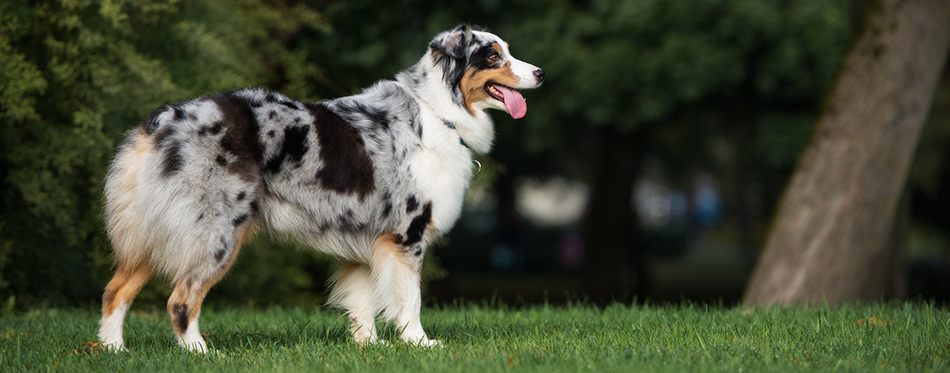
<box><xmin>0</xmin><ymin>0</ymin><xmax>328</xmax><ymax>306</ymax></box>
<box><xmin>6</xmin><ymin>0</ymin><xmax>946</xmax><ymax>309</ymax></box>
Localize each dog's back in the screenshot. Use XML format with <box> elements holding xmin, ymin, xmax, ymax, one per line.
<box><xmin>105</xmin><ymin>86</ymin><xmax>431</xmax><ymax>270</ymax></box>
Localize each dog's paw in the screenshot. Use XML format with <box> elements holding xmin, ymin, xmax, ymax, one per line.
<box><xmin>406</xmin><ymin>337</ymin><xmax>443</xmax><ymax>348</ymax></box>
<box><xmin>355</xmin><ymin>338</ymin><xmax>389</xmax><ymax>347</ymax></box>
<box><xmin>99</xmin><ymin>341</ymin><xmax>128</xmax><ymax>352</ymax></box>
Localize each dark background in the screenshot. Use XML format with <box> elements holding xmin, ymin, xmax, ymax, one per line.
<box><xmin>1</xmin><ymin>0</ymin><xmax>948</xmax><ymax>310</ymax></box>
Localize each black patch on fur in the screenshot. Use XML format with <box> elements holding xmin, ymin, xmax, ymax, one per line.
<box><xmin>250</xmin><ymin>200</ymin><xmax>260</xmax><ymax>215</ymax></box>
<box><xmin>267</xmin><ymin>130</ymin><xmax>276</xmax><ymax>138</ymax></box>
<box><xmin>153</xmin><ymin>127</ymin><xmax>184</xmax><ymax>177</ymax></box>
<box><xmin>209</xmin><ymin>93</ymin><xmax>264</xmax><ymax>182</ymax></box>
<box><xmin>142</xmin><ymin>108</ymin><xmax>165</xmax><ymax>134</ymax></box>
<box><xmin>308</xmin><ymin>103</ymin><xmax>375</xmax><ymax>197</ymax></box>
<box><xmin>413</xmin><ymin>248</ymin><xmax>422</xmax><ymax>256</ymax></box>
<box><xmin>141</xmin><ymin>99</ymin><xmax>195</xmax><ymax>134</ymax></box>
<box><xmin>199</xmin><ymin>122</ymin><xmax>224</xmax><ymax>136</ymax></box>
<box><xmin>404</xmin><ymin>202</ymin><xmax>432</xmax><ymax>246</ymax></box>
<box><xmin>394</xmin><ymin>234</ymin><xmax>405</xmax><ymax>245</ymax></box>
<box><xmin>333</xmin><ymin>212</ymin><xmax>367</xmax><ymax>233</ymax></box>
<box><xmin>441</xmin><ymin>57</ymin><xmax>467</xmax><ymax>91</ymax></box>
<box><xmin>263</xmin><ymin>125</ymin><xmax>310</xmax><ymax>174</ymax></box>
<box><xmin>215</xmin><ymin>154</ymin><xmax>227</xmax><ymax>166</ymax></box>
<box><xmin>268</xmin><ymin>110</ymin><xmax>276</xmax><ymax>120</ymax></box>
<box><xmin>237</xmin><ymin>191</ymin><xmax>246</xmax><ymax>201</ymax></box>
<box><xmin>232</xmin><ymin>214</ymin><xmax>249</xmax><ymax>227</ymax></box>
<box><xmin>197</xmin><ymin>213</ymin><xmax>204</xmax><ymax>222</ymax></box>
<box><xmin>172</xmin><ymin>303</ymin><xmax>188</xmax><ymax>333</ymax></box>
<box><xmin>266</xmin><ymin>92</ymin><xmax>299</xmax><ymax>110</ymax></box>
<box><xmin>341</xmin><ymin>102</ymin><xmax>390</xmax><ymax>128</ymax></box>
<box><xmin>173</xmin><ymin>105</ymin><xmax>186</xmax><ymax>121</ymax></box>
<box><xmin>469</xmin><ymin>43</ymin><xmax>504</xmax><ymax>71</ymax></box>
<box><xmin>153</xmin><ymin>125</ymin><xmax>173</xmax><ymax>145</ymax></box>
<box><xmin>163</xmin><ymin>142</ymin><xmax>184</xmax><ymax>176</ymax></box>
<box><xmin>411</xmin><ymin>117</ymin><xmax>423</xmax><ymax>138</ymax></box>
<box><xmin>214</xmin><ymin>249</ymin><xmax>227</xmax><ymax>262</ymax></box>
<box><xmin>380</xmin><ymin>191</ymin><xmax>393</xmax><ymax>217</ymax></box>
<box><xmin>406</xmin><ymin>195</ymin><xmax>419</xmax><ymax>213</ymax></box>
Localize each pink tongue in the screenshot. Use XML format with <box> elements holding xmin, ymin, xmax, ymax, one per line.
<box><xmin>497</xmin><ymin>85</ymin><xmax>527</xmax><ymax>119</ymax></box>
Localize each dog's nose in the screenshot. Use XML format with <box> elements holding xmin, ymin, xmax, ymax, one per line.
<box><xmin>533</xmin><ymin>69</ymin><xmax>545</xmax><ymax>83</ymax></box>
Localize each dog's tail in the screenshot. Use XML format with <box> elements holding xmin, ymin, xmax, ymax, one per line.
<box><xmin>103</xmin><ymin>128</ymin><xmax>154</xmax><ymax>269</ymax></box>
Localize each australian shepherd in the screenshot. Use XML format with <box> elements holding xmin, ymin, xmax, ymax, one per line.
<box><xmin>97</xmin><ymin>25</ymin><xmax>544</xmax><ymax>351</ymax></box>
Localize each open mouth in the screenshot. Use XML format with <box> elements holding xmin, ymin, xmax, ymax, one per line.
<box><xmin>485</xmin><ymin>82</ymin><xmax>514</xmax><ymax>101</ymax></box>
<box><xmin>485</xmin><ymin>82</ymin><xmax>527</xmax><ymax>119</ymax></box>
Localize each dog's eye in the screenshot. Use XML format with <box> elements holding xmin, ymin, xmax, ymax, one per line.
<box><xmin>488</xmin><ymin>52</ymin><xmax>500</xmax><ymax>62</ymax></box>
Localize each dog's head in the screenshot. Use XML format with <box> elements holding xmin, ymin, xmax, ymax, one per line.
<box><xmin>429</xmin><ymin>25</ymin><xmax>544</xmax><ymax>119</ymax></box>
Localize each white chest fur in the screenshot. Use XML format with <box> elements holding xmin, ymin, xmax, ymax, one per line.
<box><xmin>407</xmin><ymin>113</ymin><xmax>474</xmax><ymax>235</ymax></box>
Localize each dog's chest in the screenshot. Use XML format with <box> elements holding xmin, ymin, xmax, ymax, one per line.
<box><xmin>406</xmin><ymin>137</ymin><xmax>473</xmax><ymax>235</ymax></box>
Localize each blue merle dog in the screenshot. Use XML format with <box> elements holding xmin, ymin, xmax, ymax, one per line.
<box><xmin>98</xmin><ymin>24</ymin><xmax>543</xmax><ymax>352</ymax></box>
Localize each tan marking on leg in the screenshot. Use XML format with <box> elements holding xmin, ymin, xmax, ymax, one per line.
<box><xmin>102</xmin><ymin>263</ymin><xmax>153</xmax><ymax>316</ymax></box>
<box><xmin>372</xmin><ymin>232</ymin><xmax>415</xmax><ymax>269</ymax></box>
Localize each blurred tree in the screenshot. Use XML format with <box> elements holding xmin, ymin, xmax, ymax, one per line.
<box><xmin>505</xmin><ymin>0</ymin><xmax>850</xmax><ymax>302</ymax></box>
<box><xmin>743</xmin><ymin>0</ymin><xmax>950</xmax><ymax>306</ymax></box>
<box><xmin>0</xmin><ymin>0</ymin><xmax>326</xmax><ymax>306</ymax></box>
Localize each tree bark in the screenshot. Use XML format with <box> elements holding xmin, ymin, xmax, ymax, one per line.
<box><xmin>582</xmin><ymin>126</ymin><xmax>648</xmax><ymax>303</ymax></box>
<box><xmin>743</xmin><ymin>0</ymin><xmax>950</xmax><ymax>306</ymax></box>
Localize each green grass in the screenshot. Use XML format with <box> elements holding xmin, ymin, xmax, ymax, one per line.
<box><xmin>2</xmin><ymin>302</ymin><xmax>948</xmax><ymax>371</ymax></box>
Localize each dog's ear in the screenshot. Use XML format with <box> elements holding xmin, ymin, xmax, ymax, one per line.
<box><xmin>429</xmin><ymin>24</ymin><xmax>471</xmax><ymax>60</ymax></box>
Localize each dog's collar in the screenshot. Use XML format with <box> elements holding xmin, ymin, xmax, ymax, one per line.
<box><xmin>442</xmin><ymin>121</ymin><xmax>482</xmax><ymax>176</ymax></box>
<box><xmin>442</xmin><ymin>121</ymin><xmax>468</xmax><ymax>148</ymax></box>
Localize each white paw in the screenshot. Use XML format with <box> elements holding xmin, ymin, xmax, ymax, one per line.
<box><xmin>100</xmin><ymin>341</ymin><xmax>128</xmax><ymax>352</ymax></box>
<box><xmin>353</xmin><ymin>335</ymin><xmax>387</xmax><ymax>346</ymax></box>
<box><xmin>177</xmin><ymin>337</ymin><xmax>209</xmax><ymax>353</ymax></box>
<box><xmin>404</xmin><ymin>336</ymin><xmax>443</xmax><ymax>348</ymax></box>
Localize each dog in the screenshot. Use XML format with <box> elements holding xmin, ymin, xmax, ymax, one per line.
<box><xmin>97</xmin><ymin>24</ymin><xmax>543</xmax><ymax>352</ymax></box>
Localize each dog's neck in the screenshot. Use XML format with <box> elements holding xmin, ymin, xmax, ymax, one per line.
<box><xmin>395</xmin><ymin>52</ymin><xmax>495</xmax><ymax>154</ymax></box>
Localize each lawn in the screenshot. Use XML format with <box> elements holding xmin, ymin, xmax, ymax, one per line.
<box><xmin>1</xmin><ymin>302</ymin><xmax>948</xmax><ymax>371</ymax></box>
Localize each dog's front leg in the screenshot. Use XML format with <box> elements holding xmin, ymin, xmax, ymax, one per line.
<box><xmin>391</xmin><ymin>271</ymin><xmax>439</xmax><ymax>347</ymax></box>
<box><xmin>370</xmin><ymin>234</ymin><xmax>440</xmax><ymax>346</ymax></box>
<box><xmin>328</xmin><ymin>263</ymin><xmax>380</xmax><ymax>345</ymax></box>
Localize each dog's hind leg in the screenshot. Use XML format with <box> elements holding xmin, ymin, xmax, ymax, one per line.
<box><xmin>98</xmin><ymin>263</ymin><xmax>153</xmax><ymax>351</ymax></box>
<box><xmin>166</xmin><ymin>225</ymin><xmax>253</xmax><ymax>352</ymax></box>
<box><xmin>370</xmin><ymin>233</ymin><xmax>439</xmax><ymax>346</ymax></box>
<box><xmin>328</xmin><ymin>262</ymin><xmax>379</xmax><ymax>344</ymax></box>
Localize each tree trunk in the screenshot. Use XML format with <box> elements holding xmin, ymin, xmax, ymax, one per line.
<box><xmin>582</xmin><ymin>126</ymin><xmax>648</xmax><ymax>303</ymax></box>
<box><xmin>743</xmin><ymin>0</ymin><xmax>950</xmax><ymax>306</ymax></box>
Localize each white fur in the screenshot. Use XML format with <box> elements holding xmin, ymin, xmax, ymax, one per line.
<box><xmin>177</xmin><ymin>313</ymin><xmax>208</xmax><ymax>352</ymax></box>
<box><xmin>328</xmin><ymin>264</ymin><xmax>380</xmax><ymax>344</ymax></box>
<box><xmin>98</xmin><ymin>302</ymin><xmax>129</xmax><ymax>351</ymax></box>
